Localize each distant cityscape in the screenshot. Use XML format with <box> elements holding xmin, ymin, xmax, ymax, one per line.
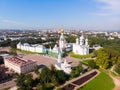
<box><xmin>0</xmin><ymin>29</ymin><xmax>120</xmax><ymax>42</ymax></box>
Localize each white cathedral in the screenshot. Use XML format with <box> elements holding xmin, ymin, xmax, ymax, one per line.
<box><xmin>73</xmin><ymin>35</ymin><xmax>89</xmax><ymax>55</ymax></box>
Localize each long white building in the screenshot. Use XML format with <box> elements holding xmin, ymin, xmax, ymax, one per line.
<box><xmin>4</xmin><ymin>57</ymin><xmax>36</xmax><ymax>74</ymax></box>
<box><xmin>73</xmin><ymin>35</ymin><xmax>89</xmax><ymax>55</ymax></box>
<box><xmin>17</xmin><ymin>42</ymin><xmax>46</xmax><ymax>53</ymax></box>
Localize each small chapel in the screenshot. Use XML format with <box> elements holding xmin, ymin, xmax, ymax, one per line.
<box><xmin>55</xmin><ymin>52</ymin><xmax>71</xmax><ymax>75</ymax></box>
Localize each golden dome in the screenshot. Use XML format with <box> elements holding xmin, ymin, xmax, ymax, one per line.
<box><xmin>60</xmin><ymin>29</ymin><xmax>64</xmax><ymax>33</ymax></box>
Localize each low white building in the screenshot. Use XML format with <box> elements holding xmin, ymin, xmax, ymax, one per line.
<box><xmin>17</xmin><ymin>42</ymin><xmax>46</xmax><ymax>53</ymax></box>
<box><xmin>4</xmin><ymin>57</ymin><xmax>36</xmax><ymax>74</ymax></box>
<box><xmin>108</xmin><ymin>36</ymin><xmax>114</xmax><ymax>40</ymax></box>
<box><xmin>55</xmin><ymin>52</ymin><xmax>71</xmax><ymax>74</ymax></box>
<box><xmin>73</xmin><ymin>35</ymin><xmax>89</xmax><ymax>55</ymax></box>
<box><xmin>93</xmin><ymin>45</ymin><xmax>102</xmax><ymax>50</ymax></box>
<box><xmin>10</xmin><ymin>37</ymin><xmax>20</xmax><ymax>41</ymax></box>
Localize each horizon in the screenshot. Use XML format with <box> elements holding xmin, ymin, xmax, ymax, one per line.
<box><xmin>0</xmin><ymin>0</ymin><xmax>120</xmax><ymax>31</ymax></box>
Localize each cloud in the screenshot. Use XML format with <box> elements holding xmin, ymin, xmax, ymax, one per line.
<box><xmin>95</xmin><ymin>0</ymin><xmax>120</xmax><ymax>16</ymax></box>
<box><xmin>97</xmin><ymin>0</ymin><xmax>120</xmax><ymax>13</ymax></box>
<box><xmin>90</xmin><ymin>12</ymin><xmax>112</xmax><ymax>16</ymax></box>
<box><xmin>1</xmin><ymin>19</ymin><xmax>22</xmax><ymax>25</ymax></box>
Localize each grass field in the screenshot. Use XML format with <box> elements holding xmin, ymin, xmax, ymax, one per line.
<box><xmin>68</xmin><ymin>52</ymin><xmax>93</xmax><ymax>59</ymax></box>
<box><xmin>81</xmin><ymin>60</ymin><xmax>93</xmax><ymax>65</ymax></box>
<box><xmin>79</xmin><ymin>70</ymin><xmax>115</xmax><ymax>90</ymax></box>
<box><xmin>16</xmin><ymin>49</ymin><xmax>40</xmax><ymax>54</ymax></box>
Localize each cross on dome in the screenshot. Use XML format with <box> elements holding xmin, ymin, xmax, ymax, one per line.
<box><xmin>60</xmin><ymin>29</ymin><xmax>64</xmax><ymax>33</ymax></box>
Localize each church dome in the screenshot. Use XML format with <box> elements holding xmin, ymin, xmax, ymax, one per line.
<box><xmin>60</xmin><ymin>29</ymin><xmax>64</xmax><ymax>33</ymax></box>
<box><xmin>80</xmin><ymin>35</ymin><xmax>85</xmax><ymax>40</ymax></box>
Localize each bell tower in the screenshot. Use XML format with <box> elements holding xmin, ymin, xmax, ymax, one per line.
<box><xmin>59</xmin><ymin>29</ymin><xmax>65</xmax><ymax>52</ymax></box>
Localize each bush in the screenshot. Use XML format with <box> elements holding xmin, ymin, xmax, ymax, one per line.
<box><xmin>114</xmin><ymin>64</ymin><xmax>120</xmax><ymax>74</ymax></box>
<box><xmin>88</xmin><ymin>60</ymin><xmax>97</xmax><ymax>69</ymax></box>
<box><xmin>34</xmin><ymin>66</ymin><xmax>39</xmax><ymax>74</ymax></box>
<box><xmin>71</xmin><ymin>63</ymin><xmax>83</xmax><ymax>78</ymax></box>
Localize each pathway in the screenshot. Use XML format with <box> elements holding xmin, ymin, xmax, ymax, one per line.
<box><xmin>0</xmin><ymin>79</ymin><xmax>16</xmax><ymax>90</ymax></box>
<box><xmin>109</xmin><ymin>73</ymin><xmax>120</xmax><ymax>90</ymax></box>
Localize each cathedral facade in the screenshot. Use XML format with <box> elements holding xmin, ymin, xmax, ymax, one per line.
<box><xmin>73</xmin><ymin>35</ymin><xmax>89</xmax><ymax>55</ymax></box>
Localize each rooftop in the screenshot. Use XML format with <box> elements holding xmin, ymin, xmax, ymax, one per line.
<box><xmin>6</xmin><ymin>57</ymin><xmax>35</xmax><ymax>67</ymax></box>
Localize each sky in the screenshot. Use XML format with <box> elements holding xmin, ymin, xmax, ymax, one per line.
<box><xmin>0</xmin><ymin>0</ymin><xmax>120</xmax><ymax>31</ymax></box>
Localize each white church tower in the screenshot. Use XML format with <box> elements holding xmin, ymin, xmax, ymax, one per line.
<box><xmin>80</xmin><ymin>35</ymin><xmax>85</xmax><ymax>45</ymax></box>
<box><xmin>76</xmin><ymin>38</ymin><xmax>79</xmax><ymax>45</ymax></box>
<box><xmin>73</xmin><ymin>35</ymin><xmax>89</xmax><ymax>55</ymax></box>
<box><xmin>57</xmin><ymin>52</ymin><xmax>62</xmax><ymax>64</ymax></box>
<box><xmin>59</xmin><ymin>29</ymin><xmax>66</xmax><ymax>52</ymax></box>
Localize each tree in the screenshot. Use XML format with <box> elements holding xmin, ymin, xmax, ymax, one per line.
<box><xmin>51</xmin><ymin>75</ymin><xmax>58</xmax><ymax>86</ymax></box>
<box><xmin>16</xmin><ymin>74</ymin><xmax>25</xmax><ymax>87</ymax></box>
<box><xmin>88</xmin><ymin>60</ymin><xmax>97</xmax><ymax>69</ymax></box>
<box><xmin>96</xmin><ymin>48</ymin><xmax>110</xmax><ymax>69</ymax></box>
<box><xmin>39</xmin><ymin>66</ymin><xmax>51</xmax><ymax>84</ymax></box>
<box><xmin>34</xmin><ymin>66</ymin><xmax>39</xmax><ymax>74</ymax></box>
<box><xmin>24</xmin><ymin>74</ymin><xmax>33</xmax><ymax>89</ymax></box>
<box><xmin>114</xmin><ymin>56</ymin><xmax>120</xmax><ymax>75</ymax></box>
<box><xmin>0</xmin><ymin>39</ymin><xmax>11</xmax><ymax>47</ymax></box>
<box><xmin>0</xmin><ymin>56</ymin><xmax>4</xmax><ymax>64</ymax></box>
<box><xmin>9</xmin><ymin>48</ymin><xmax>17</xmax><ymax>56</ymax></box>
<box><xmin>114</xmin><ymin>64</ymin><xmax>120</xmax><ymax>74</ymax></box>
<box><xmin>50</xmin><ymin>64</ymin><xmax>56</xmax><ymax>76</ymax></box>
<box><xmin>36</xmin><ymin>84</ymin><xmax>43</xmax><ymax>90</ymax></box>
<box><xmin>117</xmin><ymin>56</ymin><xmax>120</xmax><ymax>64</ymax></box>
<box><xmin>77</xmin><ymin>63</ymin><xmax>83</xmax><ymax>72</ymax></box>
<box><xmin>56</xmin><ymin>70</ymin><xmax>67</xmax><ymax>84</ymax></box>
<box><xmin>10</xmin><ymin>40</ymin><xmax>19</xmax><ymax>48</ymax></box>
<box><xmin>16</xmin><ymin>73</ymin><xmax>33</xmax><ymax>90</ymax></box>
<box><xmin>71</xmin><ymin>63</ymin><xmax>83</xmax><ymax>78</ymax></box>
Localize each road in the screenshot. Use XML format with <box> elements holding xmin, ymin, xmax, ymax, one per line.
<box><xmin>0</xmin><ymin>79</ymin><xmax>16</xmax><ymax>90</ymax></box>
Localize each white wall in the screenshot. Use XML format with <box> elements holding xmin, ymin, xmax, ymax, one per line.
<box><xmin>17</xmin><ymin>43</ymin><xmax>45</xmax><ymax>53</ymax></box>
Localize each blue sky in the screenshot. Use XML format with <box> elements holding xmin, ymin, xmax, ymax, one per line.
<box><xmin>0</xmin><ymin>0</ymin><xmax>120</xmax><ymax>30</ymax></box>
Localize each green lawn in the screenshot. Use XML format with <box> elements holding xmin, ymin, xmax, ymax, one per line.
<box><xmin>16</xmin><ymin>49</ymin><xmax>40</xmax><ymax>54</ymax></box>
<box><xmin>82</xmin><ymin>60</ymin><xmax>93</xmax><ymax>65</ymax></box>
<box><xmin>68</xmin><ymin>52</ymin><xmax>93</xmax><ymax>59</ymax></box>
<box><xmin>80</xmin><ymin>70</ymin><xmax>115</xmax><ymax>90</ymax></box>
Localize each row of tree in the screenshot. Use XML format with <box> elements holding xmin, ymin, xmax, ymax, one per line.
<box><xmin>16</xmin><ymin>63</ymin><xmax>83</xmax><ymax>90</ymax></box>
<box><xmin>88</xmin><ymin>36</ymin><xmax>120</xmax><ymax>53</ymax></box>
<box><xmin>16</xmin><ymin>65</ymin><xmax>68</xmax><ymax>90</ymax></box>
<box><xmin>96</xmin><ymin>48</ymin><xmax>120</xmax><ymax>74</ymax></box>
